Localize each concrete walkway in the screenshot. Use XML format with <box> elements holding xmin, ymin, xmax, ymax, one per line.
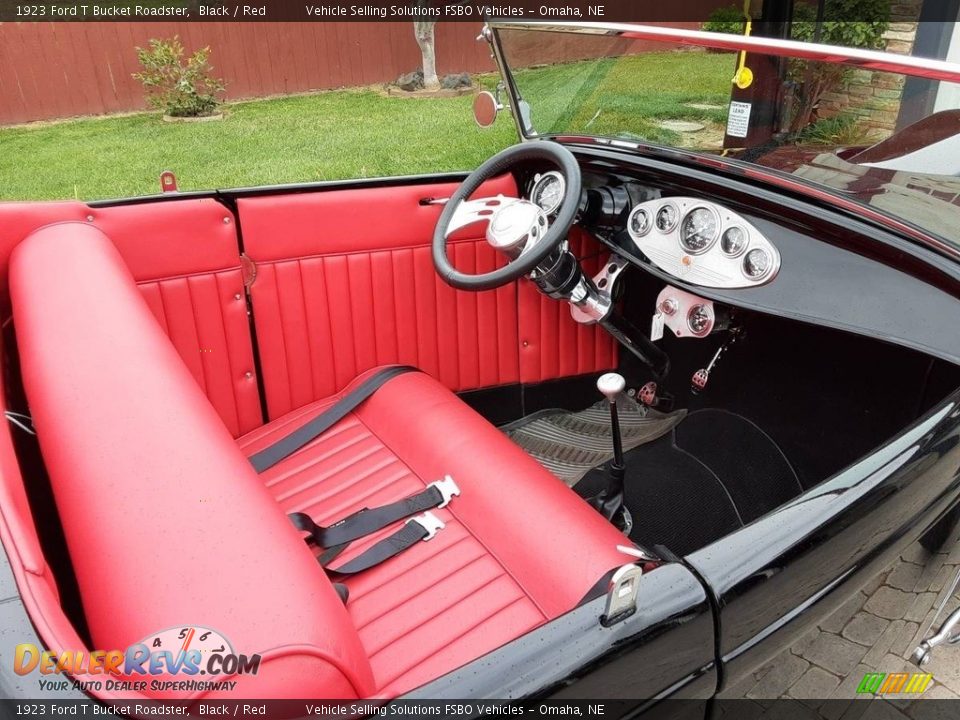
<box><xmin>721</xmin><ymin>538</ymin><xmax>960</xmax><ymax>714</ymax></box>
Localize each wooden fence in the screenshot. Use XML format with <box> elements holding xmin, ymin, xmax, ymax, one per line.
<box><xmin>0</xmin><ymin>20</ymin><xmax>704</xmax><ymax>125</ymax></box>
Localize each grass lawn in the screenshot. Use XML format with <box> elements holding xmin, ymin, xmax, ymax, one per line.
<box><xmin>0</xmin><ymin>51</ymin><xmax>734</xmax><ymax>201</ymax></box>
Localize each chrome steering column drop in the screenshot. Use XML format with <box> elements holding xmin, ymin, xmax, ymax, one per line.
<box><xmin>554</xmin><ymin>251</ymin><xmax>670</xmax><ymax>379</ymax></box>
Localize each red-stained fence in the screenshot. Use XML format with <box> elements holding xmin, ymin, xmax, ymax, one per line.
<box><xmin>0</xmin><ymin>21</ymin><xmax>705</xmax><ymax>125</ymax></box>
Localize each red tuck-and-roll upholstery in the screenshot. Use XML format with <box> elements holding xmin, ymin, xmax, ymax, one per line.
<box><xmin>519</xmin><ymin>227</ymin><xmax>619</xmax><ymax>384</ymax></box>
<box><xmin>11</xmin><ymin>221</ymin><xmax>632</xmax><ymax>698</ymax></box>
<box><xmin>0</xmin><ymin>199</ymin><xmax>262</xmax><ymax>437</ymax></box>
<box><xmin>237</xmin><ymin>371</ymin><xmax>631</xmax><ymax>695</ymax></box>
<box><xmin>237</xmin><ymin>177</ymin><xmax>617</xmax><ymax>420</ymax></box>
<box><xmin>92</xmin><ymin>200</ymin><xmax>263</xmax><ymax>438</ymax></box>
<box><xmin>11</xmin><ymin>224</ymin><xmax>375</xmax><ymax>699</ymax></box>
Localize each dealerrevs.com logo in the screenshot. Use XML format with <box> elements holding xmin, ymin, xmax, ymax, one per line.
<box><xmin>14</xmin><ymin>626</ymin><xmax>261</xmax><ymax>694</ymax></box>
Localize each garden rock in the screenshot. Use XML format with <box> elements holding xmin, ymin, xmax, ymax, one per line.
<box><xmin>441</xmin><ymin>73</ymin><xmax>472</xmax><ymax>90</ymax></box>
<box><xmin>397</xmin><ymin>70</ymin><xmax>424</xmax><ymax>91</ymax></box>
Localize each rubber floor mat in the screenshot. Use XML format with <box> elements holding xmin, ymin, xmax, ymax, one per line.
<box><xmin>501</xmin><ymin>398</ymin><xmax>686</xmax><ymax>486</ymax></box>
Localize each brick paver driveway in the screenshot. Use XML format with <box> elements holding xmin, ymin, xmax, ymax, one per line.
<box><xmin>721</xmin><ymin>537</ymin><xmax>960</xmax><ymax>713</ymax></box>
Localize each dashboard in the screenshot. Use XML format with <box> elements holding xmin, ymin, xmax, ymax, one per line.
<box><xmin>626</xmin><ymin>197</ymin><xmax>781</xmax><ymax>289</ymax></box>
<box><xmin>526</xmin><ymin>174</ymin><xmax>781</xmax><ymax>290</ymax></box>
<box><xmin>522</xmin><ymin>162</ymin><xmax>960</xmax><ymax>366</ymax></box>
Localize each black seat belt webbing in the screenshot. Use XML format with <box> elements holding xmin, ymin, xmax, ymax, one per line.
<box><xmin>287</xmin><ymin>477</ymin><xmax>456</xmax><ymax>549</ymax></box>
<box><xmin>249</xmin><ymin>365</ymin><xmax>417</xmax><ymax>473</ymax></box>
<box><xmin>326</xmin><ymin>513</ymin><xmax>442</xmax><ymax>576</ymax></box>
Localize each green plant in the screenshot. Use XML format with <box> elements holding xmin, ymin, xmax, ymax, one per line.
<box><xmin>797</xmin><ymin>113</ymin><xmax>867</xmax><ymax>145</ymax></box>
<box><xmin>786</xmin><ymin>0</ymin><xmax>890</xmax><ymax>132</ymax></box>
<box><xmin>132</xmin><ymin>36</ymin><xmax>225</xmax><ymax>118</ymax></box>
<box><xmin>702</xmin><ymin>5</ymin><xmax>747</xmax><ymax>35</ymax></box>
<box><xmin>790</xmin><ymin>0</ymin><xmax>889</xmax><ymax>48</ymax></box>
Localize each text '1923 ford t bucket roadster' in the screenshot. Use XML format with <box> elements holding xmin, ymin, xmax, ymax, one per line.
<box><xmin>3</xmin><ymin>18</ymin><xmax>960</xmax><ymax>715</ymax></box>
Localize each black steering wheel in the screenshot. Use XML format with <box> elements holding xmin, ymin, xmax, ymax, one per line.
<box><xmin>432</xmin><ymin>142</ymin><xmax>581</xmax><ymax>290</ymax></box>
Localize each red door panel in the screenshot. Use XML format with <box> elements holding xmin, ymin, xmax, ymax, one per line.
<box><xmin>238</xmin><ymin>177</ymin><xmax>616</xmax><ymax>420</ymax></box>
<box><xmin>519</xmin><ymin>228</ymin><xmax>619</xmax><ymax>383</ymax></box>
<box><xmin>0</xmin><ymin>199</ymin><xmax>262</xmax><ymax>437</ymax></box>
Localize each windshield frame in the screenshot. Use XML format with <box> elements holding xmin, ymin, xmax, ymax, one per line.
<box><xmin>483</xmin><ymin>20</ymin><xmax>960</xmax><ymax>261</ymax></box>
<box><xmin>486</xmin><ymin>20</ymin><xmax>960</xmax><ymax>141</ymax></box>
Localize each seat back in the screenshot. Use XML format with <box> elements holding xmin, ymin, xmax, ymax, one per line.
<box><xmin>10</xmin><ymin>222</ymin><xmax>374</xmax><ymax>699</ymax></box>
<box><xmin>0</xmin><ymin>199</ymin><xmax>262</xmax><ymax>437</ymax></box>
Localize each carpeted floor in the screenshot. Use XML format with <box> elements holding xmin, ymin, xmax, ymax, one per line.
<box><xmin>505</xmin><ymin>403</ymin><xmax>801</xmax><ymax>556</ymax></box>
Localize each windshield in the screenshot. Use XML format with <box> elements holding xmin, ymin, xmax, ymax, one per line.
<box><xmin>496</xmin><ymin>24</ymin><xmax>960</xmax><ymax>249</ymax></box>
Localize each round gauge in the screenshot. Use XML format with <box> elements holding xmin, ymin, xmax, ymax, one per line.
<box><xmin>655</xmin><ymin>203</ymin><xmax>679</xmax><ymax>233</ymax></box>
<box><xmin>629</xmin><ymin>207</ymin><xmax>652</xmax><ymax>238</ymax></box>
<box><xmin>687</xmin><ymin>304</ymin><xmax>713</xmax><ymax>336</ymax></box>
<box><xmin>680</xmin><ymin>207</ymin><xmax>719</xmax><ymax>254</ymax></box>
<box><xmin>743</xmin><ymin>248</ymin><xmax>772</xmax><ymax>280</ymax></box>
<box><xmin>530</xmin><ymin>171</ymin><xmax>565</xmax><ymax>215</ymax></box>
<box><xmin>721</xmin><ymin>226</ymin><xmax>748</xmax><ymax>257</ymax></box>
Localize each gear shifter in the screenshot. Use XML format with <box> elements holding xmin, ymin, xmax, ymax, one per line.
<box><xmin>588</xmin><ymin>373</ymin><xmax>632</xmax><ymax>533</ymax></box>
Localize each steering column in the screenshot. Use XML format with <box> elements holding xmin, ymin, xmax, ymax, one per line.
<box><xmin>432</xmin><ymin>140</ymin><xmax>669</xmax><ymax>379</ymax></box>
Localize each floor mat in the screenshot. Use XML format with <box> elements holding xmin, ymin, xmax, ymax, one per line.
<box><xmin>577</xmin><ymin>434</ymin><xmax>743</xmax><ymax>556</ymax></box>
<box><xmin>501</xmin><ymin>397</ymin><xmax>686</xmax><ymax>486</ymax></box>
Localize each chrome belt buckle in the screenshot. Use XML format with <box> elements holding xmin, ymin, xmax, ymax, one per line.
<box><xmin>429</xmin><ymin>475</ymin><xmax>461</xmax><ymax>508</ymax></box>
<box><xmin>408</xmin><ymin>511</ymin><xmax>444</xmax><ymax>541</ymax></box>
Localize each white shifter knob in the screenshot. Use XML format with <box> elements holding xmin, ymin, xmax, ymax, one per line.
<box><xmin>597</xmin><ymin>372</ymin><xmax>626</xmax><ymax>402</ymax></box>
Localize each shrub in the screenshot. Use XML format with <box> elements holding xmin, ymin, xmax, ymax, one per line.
<box><xmin>797</xmin><ymin>113</ymin><xmax>868</xmax><ymax>145</ymax></box>
<box><xmin>785</xmin><ymin>1</ymin><xmax>890</xmax><ymax>133</ymax></box>
<box><xmin>132</xmin><ymin>37</ymin><xmax>225</xmax><ymax>118</ymax></box>
<box><xmin>790</xmin><ymin>0</ymin><xmax>889</xmax><ymax>49</ymax></box>
<box><xmin>702</xmin><ymin>5</ymin><xmax>747</xmax><ymax>35</ymax></box>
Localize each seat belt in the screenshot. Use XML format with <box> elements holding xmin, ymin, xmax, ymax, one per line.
<box><xmin>248</xmin><ymin>365</ymin><xmax>417</xmax><ymax>473</ymax></box>
<box><xmin>288</xmin><ymin>475</ymin><xmax>459</xmax><ymax>551</ymax></box>
<box><xmin>326</xmin><ymin>512</ymin><xmax>445</xmax><ymax>576</ymax></box>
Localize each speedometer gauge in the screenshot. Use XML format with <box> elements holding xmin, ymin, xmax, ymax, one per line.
<box><xmin>680</xmin><ymin>207</ymin><xmax>719</xmax><ymax>254</ymax></box>
<box><xmin>530</xmin><ymin>171</ymin><xmax>565</xmax><ymax>215</ymax></box>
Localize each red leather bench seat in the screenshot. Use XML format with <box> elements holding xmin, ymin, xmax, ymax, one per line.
<box><xmin>11</xmin><ymin>222</ymin><xmax>631</xmax><ymax>699</ymax></box>
<box><xmin>237</xmin><ymin>371</ymin><xmax>631</xmax><ymax>696</ymax></box>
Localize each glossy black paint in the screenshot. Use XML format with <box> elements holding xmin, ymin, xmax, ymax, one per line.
<box><xmin>568</xmin><ymin>148</ymin><xmax>960</xmax><ymax>368</ymax></box>
<box><xmin>558</xmin><ymin>142</ymin><xmax>960</xmax><ymax>692</ymax></box>
<box><xmin>406</xmin><ymin>562</ymin><xmax>716</xmax><ymax>705</ymax></box>
<box><xmin>690</xmin><ymin>394</ymin><xmax>960</xmax><ymax>687</ymax></box>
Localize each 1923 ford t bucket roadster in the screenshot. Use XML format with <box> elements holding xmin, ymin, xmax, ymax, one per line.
<box><xmin>2</xmin><ymin>19</ymin><xmax>960</xmax><ymax>713</ymax></box>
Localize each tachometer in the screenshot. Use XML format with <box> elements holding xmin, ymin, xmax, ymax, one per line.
<box><xmin>530</xmin><ymin>171</ymin><xmax>565</xmax><ymax>215</ymax></box>
<box><xmin>680</xmin><ymin>207</ymin><xmax>719</xmax><ymax>254</ymax></box>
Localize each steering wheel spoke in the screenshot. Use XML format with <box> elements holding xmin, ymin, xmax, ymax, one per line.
<box><xmin>445</xmin><ymin>195</ymin><xmax>522</xmax><ymax>238</ymax></box>
<box><xmin>432</xmin><ymin>141</ymin><xmax>581</xmax><ymax>290</ymax></box>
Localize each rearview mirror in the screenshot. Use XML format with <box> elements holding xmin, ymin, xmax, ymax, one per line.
<box><xmin>473</xmin><ymin>91</ymin><xmax>500</xmax><ymax>128</ymax></box>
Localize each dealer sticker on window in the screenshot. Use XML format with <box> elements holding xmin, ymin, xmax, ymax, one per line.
<box><xmin>726</xmin><ymin>101</ymin><xmax>752</xmax><ymax>138</ymax></box>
